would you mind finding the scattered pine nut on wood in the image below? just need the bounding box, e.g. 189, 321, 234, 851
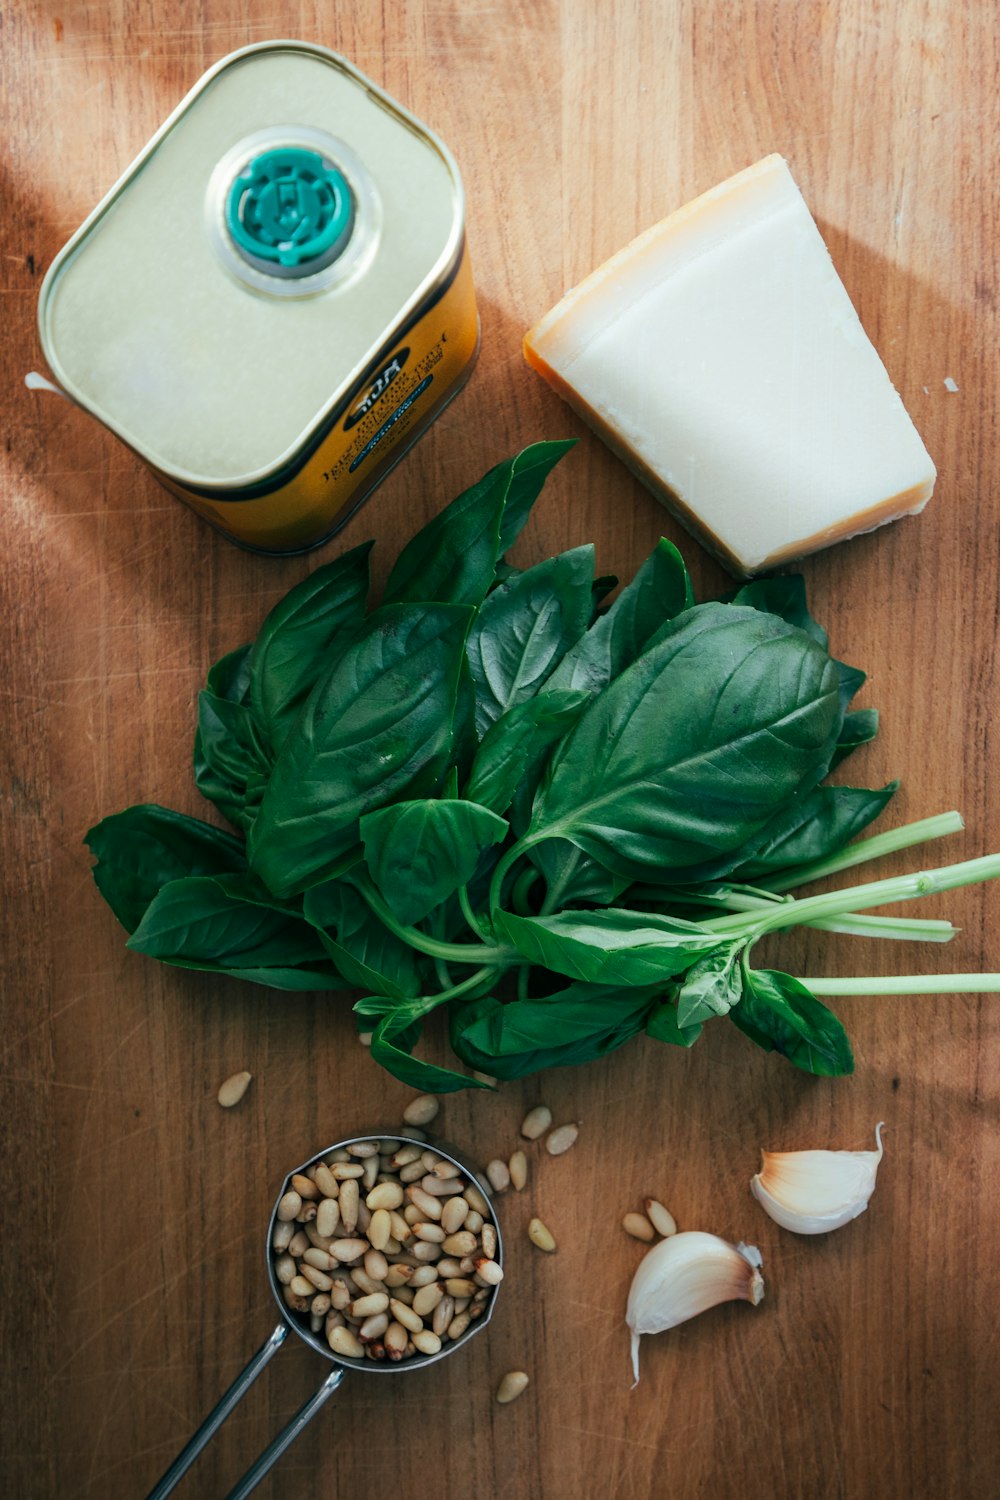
546, 1123, 579, 1156
496, 1371, 530, 1405
217, 1070, 252, 1108
622, 1212, 655, 1242
403, 1094, 440, 1126
644, 1199, 678, 1238
520, 1105, 552, 1140
509, 1150, 528, 1191
527, 1218, 557, 1253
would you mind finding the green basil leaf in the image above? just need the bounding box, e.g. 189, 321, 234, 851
726, 574, 827, 648
549, 538, 694, 695
464, 691, 588, 817
206, 643, 254, 703
127, 873, 337, 977
194, 689, 272, 832
449, 982, 656, 1079
646, 1001, 703, 1047
731, 968, 854, 1076
85, 804, 247, 933
250, 541, 373, 747
496, 439, 578, 555
528, 603, 842, 880
829, 708, 879, 770
526, 838, 629, 908
675, 946, 743, 1027
303, 880, 422, 998
384, 441, 575, 609
728, 782, 898, 881
360, 798, 509, 927
494, 908, 723, 985
250, 602, 473, 897
465, 546, 594, 736
370, 1009, 490, 1092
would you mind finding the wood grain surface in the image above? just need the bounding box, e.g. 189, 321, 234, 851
2, 2, 998, 1497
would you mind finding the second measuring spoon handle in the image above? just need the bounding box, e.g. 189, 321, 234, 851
224, 1366, 346, 1500
145, 1322, 290, 1500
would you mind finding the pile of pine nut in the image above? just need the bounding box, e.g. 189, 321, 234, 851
271, 1135, 502, 1364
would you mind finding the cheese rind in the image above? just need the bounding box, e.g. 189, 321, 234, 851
524, 155, 935, 576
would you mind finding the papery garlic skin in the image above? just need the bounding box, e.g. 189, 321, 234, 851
626, 1231, 764, 1385
751, 1122, 885, 1235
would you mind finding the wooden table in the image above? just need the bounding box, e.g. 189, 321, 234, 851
2, 2, 997, 1496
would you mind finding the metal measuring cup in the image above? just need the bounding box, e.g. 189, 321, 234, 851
146, 1131, 502, 1500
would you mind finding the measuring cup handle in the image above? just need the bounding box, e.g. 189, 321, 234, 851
145, 1322, 290, 1500
224, 1366, 346, 1500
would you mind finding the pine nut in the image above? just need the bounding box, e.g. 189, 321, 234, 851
412, 1282, 445, 1316
420, 1174, 458, 1197
348, 1269, 385, 1296
274, 1253, 296, 1285
390, 1299, 424, 1334
217, 1070, 252, 1108
473, 1070, 497, 1087
385, 1321, 408, 1356
388, 1211, 412, 1242
384, 1264, 414, 1289
528, 1218, 556, 1253
338, 1180, 359, 1234
465, 1210, 484, 1234
302, 1247, 333, 1272
546, 1123, 578, 1156
316, 1199, 339, 1239
364, 1249, 389, 1282
347, 1142, 379, 1158
399, 1161, 426, 1182
330, 1278, 352, 1310
311, 1293, 331, 1316
474, 1258, 504, 1285
407, 1186, 443, 1220
313, 1164, 339, 1198
351, 1293, 389, 1319
328, 1326, 364, 1359
644, 1199, 678, 1238
485, 1160, 510, 1193
391, 1145, 423, 1168
362, 1156, 380, 1191
436, 1257, 463, 1278
409, 1264, 440, 1288
359, 1312, 389, 1342
444, 1277, 477, 1298
284, 1286, 310, 1313
292, 1173, 320, 1199
508, 1150, 528, 1191
304, 1223, 332, 1251
465, 1184, 490, 1216
287, 1230, 309, 1257
330, 1162, 365, 1180
432, 1295, 455, 1337
290, 1275, 314, 1297
277, 1191, 302, 1222
496, 1371, 529, 1404
403, 1094, 440, 1126
330, 1238, 368, 1262
429, 1160, 461, 1180
365, 1208, 390, 1252
414, 1221, 446, 1243
413, 1241, 441, 1263
300, 1264, 333, 1291
441, 1197, 469, 1234
459, 1255, 476, 1274
391, 1284, 415, 1305
622, 1212, 655, 1242
367, 1182, 404, 1212
272, 1220, 294, 1253
482, 1224, 498, 1260
358, 1031, 373, 1047
447, 1311, 470, 1340
295, 1202, 317, 1223
442, 1231, 477, 1256
412, 1330, 442, 1355
521, 1105, 552, 1140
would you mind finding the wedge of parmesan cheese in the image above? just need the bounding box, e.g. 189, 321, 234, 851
524, 154, 935, 576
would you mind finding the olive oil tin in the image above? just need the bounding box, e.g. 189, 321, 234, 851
37, 41, 479, 552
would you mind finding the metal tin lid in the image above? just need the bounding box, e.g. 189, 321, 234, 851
38, 43, 465, 488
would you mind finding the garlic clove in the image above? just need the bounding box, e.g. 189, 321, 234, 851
626, 1231, 764, 1386
751, 1122, 885, 1235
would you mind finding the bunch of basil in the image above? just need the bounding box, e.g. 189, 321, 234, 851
86, 441, 914, 1090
